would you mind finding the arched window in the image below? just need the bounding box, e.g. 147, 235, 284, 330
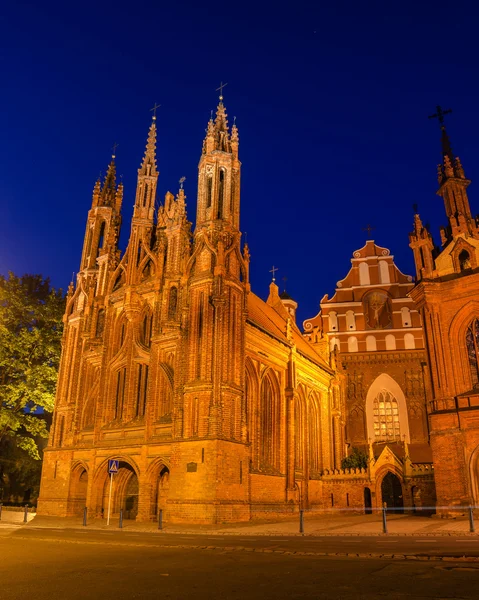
379, 260, 390, 284
206, 176, 213, 208
348, 336, 358, 352
143, 183, 149, 207
366, 335, 377, 351
168, 287, 178, 320
98, 221, 106, 252
385, 334, 396, 350
217, 169, 225, 219
95, 309, 105, 338
141, 313, 152, 348
466, 319, 479, 388
330, 337, 340, 352
373, 389, 401, 442
114, 367, 127, 420
135, 363, 149, 418
294, 397, 304, 471
359, 262, 370, 285
401, 307, 411, 327
346, 310, 356, 331
157, 365, 174, 422
119, 321, 127, 349
404, 333, 415, 349
329, 311, 338, 331
459, 250, 471, 271
259, 374, 280, 470
308, 397, 321, 473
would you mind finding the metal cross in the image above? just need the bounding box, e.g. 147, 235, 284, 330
111, 142, 119, 157
150, 103, 161, 119
179, 176, 186, 189
216, 81, 228, 99
428, 105, 452, 127
362, 224, 375, 237
269, 265, 278, 282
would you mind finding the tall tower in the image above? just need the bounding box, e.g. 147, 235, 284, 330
409, 107, 479, 509
169, 90, 251, 522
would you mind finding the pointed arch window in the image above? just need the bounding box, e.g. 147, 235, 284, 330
459, 250, 472, 271
168, 287, 178, 320
466, 319, 479, 388
97, 221, 106, 256
141, 313, 153, 348
206, 176, 213, 209
135, 363, 149, 417
95, 309, 105, 338
373, 389, 400, 442
114, 367, 127, 420
259, 374, 280, 471
217, 169, 225, 219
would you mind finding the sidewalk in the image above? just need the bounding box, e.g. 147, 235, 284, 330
1, 512, 477, 536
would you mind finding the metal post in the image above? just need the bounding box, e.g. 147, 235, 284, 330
469, 506, 475, 533
83, 507, 87, 527
0, 503, 2, 521
158, 509, 163, 530
382, 505, 388, 534
119, 509, 123, 529
107, 472, 113, 526
299, 509, 304, 534
23, 504, 28, 524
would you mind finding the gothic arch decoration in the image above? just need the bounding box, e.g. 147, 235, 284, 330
81, 377, 99, 430
468, 443, 479, 505
139, 306, 153, 349
244, 357, 259, 442
92, 457, 141, 520
111, 312, 129, 359
451, 239, 477, 273
157, 363, 174, 422
466, 319, 479, 389
365, 373, 410, 443
308, 392, 322, 475
294, 388, 307, 473
257, 368, 281, 472
68, 461, 89, 516
448, 301, 479, 391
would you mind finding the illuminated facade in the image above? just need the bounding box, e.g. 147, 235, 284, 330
38, 97, 343, 523
409, 116, 479, 510
304, 242, 435, 510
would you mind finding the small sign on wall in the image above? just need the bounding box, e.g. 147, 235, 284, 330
186, 462, 197, 472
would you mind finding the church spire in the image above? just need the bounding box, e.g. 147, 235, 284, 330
138, 112, 158, 178
132, 110, 159, 218
429, 106, 479, 242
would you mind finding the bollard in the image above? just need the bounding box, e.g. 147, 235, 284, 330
0, 503, 2, 521
23, 504, 28, 524
119, 509, 123, 529
469, 506, 475, 533
83, 507, 87, 527
158, 509, 163, 530
382, 505, 388, 534
299, 509, 304, 534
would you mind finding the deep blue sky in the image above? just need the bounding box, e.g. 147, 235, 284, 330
1, 1, 478, 326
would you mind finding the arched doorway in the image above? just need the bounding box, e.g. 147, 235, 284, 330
364, 487, 372, 514
68, 465, 88, 516
152, 466, 170, 520
381, 472, 403, 513
100, 461, 139, 520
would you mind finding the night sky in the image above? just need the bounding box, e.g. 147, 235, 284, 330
1, 1, 478, 326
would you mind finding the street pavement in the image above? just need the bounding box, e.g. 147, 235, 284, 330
2, 527, 479, 600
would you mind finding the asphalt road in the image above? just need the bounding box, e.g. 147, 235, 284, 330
2, 529, 479, 599
7, 526, 479, 558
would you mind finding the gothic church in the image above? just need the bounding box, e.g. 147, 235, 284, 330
38, 98, 479, 522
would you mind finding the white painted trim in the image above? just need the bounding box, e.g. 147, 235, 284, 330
365, 373, 410, 443
325, 327, 423, 336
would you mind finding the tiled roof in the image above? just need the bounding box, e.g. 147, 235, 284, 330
247, 292, 331, 370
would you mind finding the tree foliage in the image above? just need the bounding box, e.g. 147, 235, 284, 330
0, 273, 65, 460
341, 447, 369, 470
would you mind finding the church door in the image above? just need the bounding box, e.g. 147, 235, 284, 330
381, 472, 403, 513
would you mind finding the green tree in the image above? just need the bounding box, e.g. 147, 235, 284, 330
0, 273, 65, 460
341, 447, 369, 470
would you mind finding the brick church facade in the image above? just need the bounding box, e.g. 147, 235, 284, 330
38, 97, 344, 523
38, 100, 478, 522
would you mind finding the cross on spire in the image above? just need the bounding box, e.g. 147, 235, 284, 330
362, 224, 375, 238
111, 142, 119, 158
269, 265, 278, 282
216, 81, 228, 100
150, 102, 161, 120
428, 105, 452, 128
179, 176, 186, 189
